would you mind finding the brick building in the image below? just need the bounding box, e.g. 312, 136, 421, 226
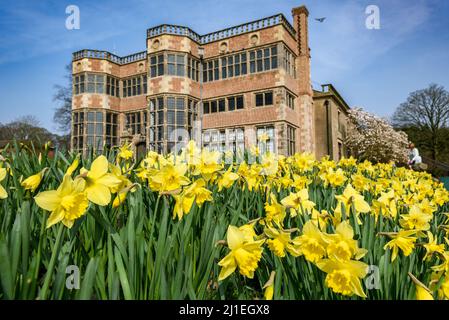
71, 5, 349, 159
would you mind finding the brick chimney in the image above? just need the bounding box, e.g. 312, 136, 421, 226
291, 5, 315, 154
292, 5, 312, 96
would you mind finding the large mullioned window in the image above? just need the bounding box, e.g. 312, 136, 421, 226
122, 74, 147, 97
150, 53, 199, 79
72, 111, 85, 151
74, 73, 121, 97
148, 96, 196, 153
287, 125, 296, 156
221, 52, 247, 79
203, 95, 244, 114
249, 46, 278, 74
257, 125, 275, 154
150, 54, 165, 77
72, 110, 118, 152
203, 128, 245, 154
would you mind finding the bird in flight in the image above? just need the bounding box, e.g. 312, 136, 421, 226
315, 17, 326, 23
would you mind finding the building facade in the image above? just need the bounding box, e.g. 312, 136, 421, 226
313, 84, 350, 161
71, 5, 347, 157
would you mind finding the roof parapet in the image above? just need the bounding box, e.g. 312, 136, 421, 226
146, 13, 296, 43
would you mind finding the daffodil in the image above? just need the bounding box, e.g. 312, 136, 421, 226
109, 163, 133, 194
293, 153, 315, 172
218, 225, 265, 281
291, 174, 311, 190
184, 179, 213, 207
338, 157, 357, 168
217, 167, 239, 191
0, 167, 8, 199
263, 193, 286, 226
264, 226, 301, 257
423, 231, 445, 260
249, 145, 260, 157
335, 184, 370, 224
80, 155, 122, 206
21, 168, 48, 192
317, 258, 368, 298
295, 220, 327, 263
409, 273, 434, 300
34, 175, 88, 228
310, 209, 330, 230
324, 221, 367, 261
173, 193, 196, 220
281, 188, 315, 217
192, 149, 222, 181
260, 153, 278, 176
432, 251, 449, 274
320, 167, 347, 188
383, 230, 418, 262
149, 163, 190, 193
172, 179, 212, 220
263, 271, 276, 300
399, 205, 432, 231
430, 271, 449, 299
117, 143, 134, 161
372, 189, 397, 219
66, 156, 80, 176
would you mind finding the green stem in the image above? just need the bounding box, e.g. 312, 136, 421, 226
39, 223, 64, 300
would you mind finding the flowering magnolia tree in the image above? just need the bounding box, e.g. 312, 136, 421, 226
345, 108, 409, 164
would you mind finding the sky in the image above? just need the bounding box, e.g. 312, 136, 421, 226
0, 0, 448, 134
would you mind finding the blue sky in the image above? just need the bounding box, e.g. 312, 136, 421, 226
0, 0, 448, 133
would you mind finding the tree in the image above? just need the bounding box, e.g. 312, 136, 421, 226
393, 84, 449, 161
0, 115, 56, 145
53, 64, 72, 134
345, 108, 410, 164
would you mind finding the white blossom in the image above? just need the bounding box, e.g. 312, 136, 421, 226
345, 108, 409, 164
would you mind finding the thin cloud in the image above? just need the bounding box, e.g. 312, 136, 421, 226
311, 0, 432, 81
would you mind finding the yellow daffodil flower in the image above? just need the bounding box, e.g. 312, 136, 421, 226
320, 167, 347, 188
34, 175, 88, 228
149, 163, 190, 193
173, 193, 196, 220
409, 273, 434, 300
66, 156, 80, 176
399, 205, 432, 231
423, 231, 445, 261
383, 230, 418, 262
0, 168, 8, 199
264, 226, 301, 257
335, 184, 370, 224
21, 168, 48, 192
258, 133, 269, 143
80, 155, 122, 206
295, 221, 327, 263
263, 271, 276, 300
317, 258, 369, 298
263, 193, 286, 226
117, 143, 134, 161
281, 188, 315, 217
218, 225, 265, 281
324, 221, 368, 261
217, 167, 239, 191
